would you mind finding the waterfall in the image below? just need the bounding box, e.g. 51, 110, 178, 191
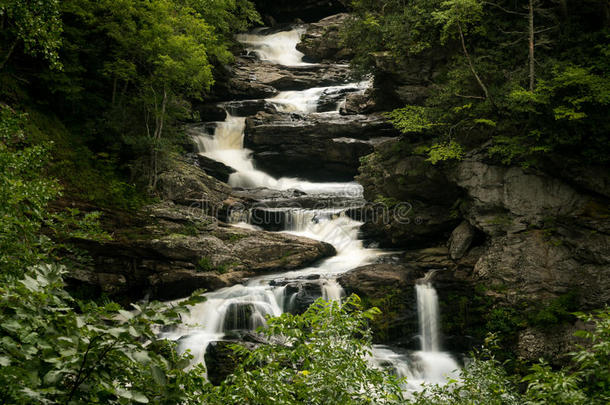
190, 114, 364, 194
416, 282, 440, 352
236, 28, 311, 66
168, 25, 462, 392
269, 81, 370, 114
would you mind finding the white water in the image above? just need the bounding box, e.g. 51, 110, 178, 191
269, 81, 370, 113
161, 208, 380, 368
416, 283, 440, 352
369, 283, 460, 392
236, 28, 312, 66
191, 111, 362, 195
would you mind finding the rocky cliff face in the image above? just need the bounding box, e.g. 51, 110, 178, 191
356, 138, 610, 362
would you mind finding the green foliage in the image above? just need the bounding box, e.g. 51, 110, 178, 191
426, 140, 464, 164
0, 263, 209, 404
431, 0, 484, 44
197, 257, 214, 272
205, 295, 406, 404
1, 0, 260, 198
0, 0, 63, 69
345, 0, 610, 167
0, 107, 59, 274
385, 106, 439, 133
522, 309, 610, 405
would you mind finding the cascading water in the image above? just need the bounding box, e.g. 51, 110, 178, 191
236, 27, 311, 66
269, 81, 370, 114
190, 113, 364, 194
169, 25, 461, 392
416, 282, 440, 352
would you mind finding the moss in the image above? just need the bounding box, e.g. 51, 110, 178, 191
228, 233, 248, 243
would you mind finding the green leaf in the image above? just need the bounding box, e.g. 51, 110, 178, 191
151, 365, 167, 386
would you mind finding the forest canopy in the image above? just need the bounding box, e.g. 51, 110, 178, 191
342, 0, 609, 167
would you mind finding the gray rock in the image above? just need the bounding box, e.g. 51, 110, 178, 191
296, 13, 353, 62
516, 323, 589, 364
245, 111, 397, 180
473, 230, 610, 309
356, 139, 461, 247
449, 158, 585, 232
448, 221, 476, 260
68, 200, 336, 301
195, 154, 236, 184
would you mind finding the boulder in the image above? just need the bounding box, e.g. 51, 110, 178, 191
340, 90, 378, 115
156, 154, 233, 219
338, 263, 422, 347
296, 14, 354, 62
195, 154, 236, 184
448, 221, 476, 260
205, 340, 260, 385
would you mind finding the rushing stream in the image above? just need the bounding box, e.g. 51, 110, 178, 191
165, 26, 459, 392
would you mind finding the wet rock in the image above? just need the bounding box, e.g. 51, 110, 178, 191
356, 139, 461, 247
296, 14, 353, 62
195, 155, 236, 184
340, 90, 378, 115
191, 103, 227, 122
245, 112, 397, 181
339, 263, 422, 348
339, 263, 424, 296
223, 57, 352, 97
223, 99, 278, 117
281, 280, 324, 314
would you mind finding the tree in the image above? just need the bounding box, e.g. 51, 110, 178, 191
0, 0, 62, 69
0, 106, 210, 404
433, 0, 493, 104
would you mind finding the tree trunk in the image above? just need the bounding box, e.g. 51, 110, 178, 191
150, 87, 167, 190
457, 22, 493, 105
528, 0, 535, 91
0, 40, 18, 70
